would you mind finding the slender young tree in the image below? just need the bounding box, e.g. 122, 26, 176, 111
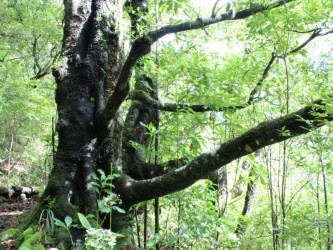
32, 0, 333, 246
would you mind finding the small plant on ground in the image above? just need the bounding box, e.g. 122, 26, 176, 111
38, 198, 55, 243
54, 215, 77, 247
78, 212, 118, 250
52, 169, 125, 249
89, 169, 125, 227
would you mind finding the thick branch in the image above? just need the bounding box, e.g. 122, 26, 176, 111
130, 157, 189, 179
123, 100, 332, 205
99, 0, 295, 127
148, 0, 294, 42
61, 0, 93, 59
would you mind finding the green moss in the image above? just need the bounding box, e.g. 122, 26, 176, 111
31, 245, 45, 250
0, 228, 21, 241
17, 226, 38, 243
51, 228, 72, 249
19, 231, 43, 249
1, 215, 74, 249
22, 227, 36, 237
18, 245, 45, 250
15, 227, 72, 250
18, 226, 57, 249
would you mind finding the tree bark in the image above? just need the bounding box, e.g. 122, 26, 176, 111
43, 0, 125, 219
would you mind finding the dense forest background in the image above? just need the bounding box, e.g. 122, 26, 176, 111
1, 0, 333, 249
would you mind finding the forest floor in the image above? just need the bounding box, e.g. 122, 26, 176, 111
0, 197, 38, 249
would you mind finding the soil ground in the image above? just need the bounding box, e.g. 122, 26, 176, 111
0, 197, 38, 249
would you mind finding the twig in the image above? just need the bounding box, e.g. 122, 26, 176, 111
211, 0, 220, 18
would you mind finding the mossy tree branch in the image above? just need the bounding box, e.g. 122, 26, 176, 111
119, 100, 333, 206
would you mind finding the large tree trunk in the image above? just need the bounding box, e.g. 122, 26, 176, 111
43, 0, 125, 221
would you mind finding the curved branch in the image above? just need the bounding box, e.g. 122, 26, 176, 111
148, 0, 294, 42
286, 28, 322, 55
122, 100, 332, 205
276, 28, 333, 56
211, 0, 221, 18
126, 157, 189, 179
98, 0, 295, 128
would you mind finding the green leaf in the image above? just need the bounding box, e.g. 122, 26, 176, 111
114, 233, 126, 238
248, 153, 255, 163
77, 212, 92, 229
100, 206, 112, 213
97, 169, 106, 181
54, 218, 66, 228
65, 216, 72, 227
113, 206, 126, 214
259, 176, 267, 188
226, 3, 232, 11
